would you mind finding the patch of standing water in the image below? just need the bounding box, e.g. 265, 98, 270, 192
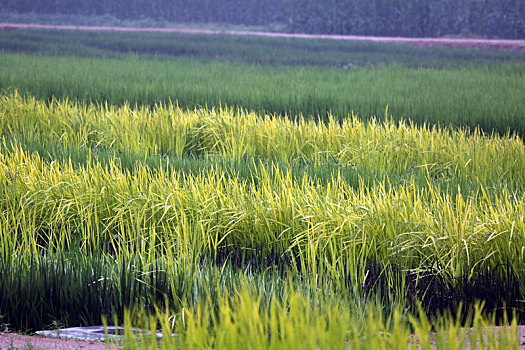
36, 326, 173, 343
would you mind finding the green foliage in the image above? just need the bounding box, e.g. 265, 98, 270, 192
286, 0, 525, 39
2, 93, 524, 186
1, 96, 524, 331
1, 25, 525, 343
1, 50, 525, 137
0, 0, 285, 26
3, 29, 525, 68
2, 0, 525, 38
124, 292, 520, 350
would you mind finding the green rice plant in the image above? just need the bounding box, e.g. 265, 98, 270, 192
1, 93, 524, 333
2, 50, 525, 137
116, 286, 521, 350
1, 142, 524, 277
2, 93, 524, 188
1, 144, 523, 313
3, 29, 525, 70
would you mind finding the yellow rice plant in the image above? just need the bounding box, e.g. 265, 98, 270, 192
1, 146, 523, 285
1, 92, 523, 186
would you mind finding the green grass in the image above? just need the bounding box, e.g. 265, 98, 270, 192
3, 29, 525, 68
1, 52, 525, 137
1, 29, 525, 136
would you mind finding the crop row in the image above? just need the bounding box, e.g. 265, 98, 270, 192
2, 94, 525, 332
2, 140, 524, 274
2, 93, 524, 186
1, 144, 524, 329
3, 51, 524, 138
3, 29, 524, 69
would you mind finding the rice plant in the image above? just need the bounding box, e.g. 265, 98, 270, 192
1, 92, 524, 187
1, 93, 524, 341
2, 49, 525, 137
1, 142, 524, 329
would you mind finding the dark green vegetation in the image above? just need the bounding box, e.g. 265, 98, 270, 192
2, 0, 525, 38
1, 30, 525, 137
285, 0, 525, 39
4, 29, 525, 68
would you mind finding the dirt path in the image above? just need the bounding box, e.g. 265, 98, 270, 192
0, 333, 115, 350
2, 22, 525, 52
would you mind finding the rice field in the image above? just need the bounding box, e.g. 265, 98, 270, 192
1, 28, 525, 348
2, 30, 525, 137
1, 90, 524, 347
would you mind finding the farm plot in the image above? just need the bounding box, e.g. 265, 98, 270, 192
1, 27, 525, 347
1, 93, 524, 348
1, 29, 525, 137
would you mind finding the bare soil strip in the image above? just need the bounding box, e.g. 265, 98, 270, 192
2, 22, 525, 51
0, 333, 115, 350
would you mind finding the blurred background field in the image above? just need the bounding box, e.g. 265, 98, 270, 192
2, 0, 525, 38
